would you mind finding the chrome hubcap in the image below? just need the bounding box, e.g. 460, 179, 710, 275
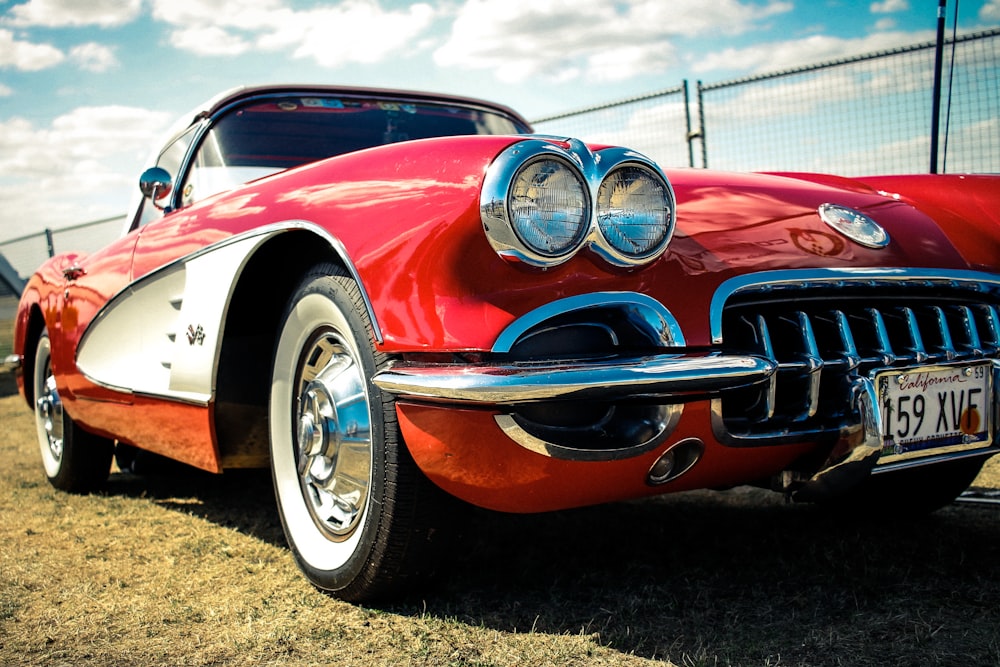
295, 332, 372, 539
37, 375, 64, 463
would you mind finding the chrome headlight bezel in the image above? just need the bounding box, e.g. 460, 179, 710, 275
592, 157, 675, 267
481, 138, 675, 269
481, 144, 591, 266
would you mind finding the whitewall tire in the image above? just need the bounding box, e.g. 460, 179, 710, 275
33, 330, 113, 492
269, 264, 446, 601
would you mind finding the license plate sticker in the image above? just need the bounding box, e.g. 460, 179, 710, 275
877, 362, 993, 460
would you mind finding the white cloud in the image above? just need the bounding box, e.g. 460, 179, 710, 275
288, 3, 435, 67
870, 0, 908, 14
69, 42, 118, 72
0, 83, 11, 96
6, 0, 142, 27
433, 0, 793, 83
691, 29, 935, 75
981, 0, 1000, 21
0, 106, 172, 230
151, 0, 437, 67
168, 25, 253, 56
0, 28, 64, 71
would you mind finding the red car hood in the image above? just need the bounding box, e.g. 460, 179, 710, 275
662, 169, 974, 279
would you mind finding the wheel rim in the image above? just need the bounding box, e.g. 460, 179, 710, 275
294, 330, 372, 540
34, 339, 65, 475
37, 375, 65, 462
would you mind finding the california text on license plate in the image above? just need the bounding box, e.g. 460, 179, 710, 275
876, 362, 993, 462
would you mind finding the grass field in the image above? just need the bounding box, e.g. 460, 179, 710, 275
1, 366, 999, 666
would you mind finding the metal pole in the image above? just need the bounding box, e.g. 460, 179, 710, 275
696, 80, 708, 169
929, 0, 947, 173
44, 228, 55, 258
683, 80, 695, 168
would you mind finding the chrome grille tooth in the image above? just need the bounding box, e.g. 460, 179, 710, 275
832, 309, 861, 372
863, 307, 896, 368
894, 306, 928, 364
950, 305, 982, 356
929, 305, 957, 360
796, 312, 823, 420
754, 314, 777, 420
977, 304, 1000, 353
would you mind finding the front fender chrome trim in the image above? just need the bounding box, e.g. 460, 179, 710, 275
373, 353, 776, 405
76, 220, 381, 404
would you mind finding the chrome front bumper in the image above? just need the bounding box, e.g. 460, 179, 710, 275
372, 352, 778, 405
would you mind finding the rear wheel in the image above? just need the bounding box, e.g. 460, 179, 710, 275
33, 330, 113, 492
269, 264, 446, 601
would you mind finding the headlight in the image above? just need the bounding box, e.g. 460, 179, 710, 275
509, 158, 589, 258
481, 138, 674, 269
595, 165, 673, 265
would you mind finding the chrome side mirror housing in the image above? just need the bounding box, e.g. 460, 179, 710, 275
138, 167, 173, 210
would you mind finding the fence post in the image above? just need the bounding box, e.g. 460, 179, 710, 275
696, 81, 708, 169
929, 0, 947, 173
683, 81, 695, 168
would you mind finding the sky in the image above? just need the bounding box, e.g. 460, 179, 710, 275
1, 0, 999, 241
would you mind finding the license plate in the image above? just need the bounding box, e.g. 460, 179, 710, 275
876, 362, 993, 462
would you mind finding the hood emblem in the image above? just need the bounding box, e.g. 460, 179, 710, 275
817, 203, 890, 249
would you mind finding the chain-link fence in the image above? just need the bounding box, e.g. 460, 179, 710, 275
0, 216, 125, 296
2, 30, 997, 294
535, 28, 999, 174
533, 83, 694, 169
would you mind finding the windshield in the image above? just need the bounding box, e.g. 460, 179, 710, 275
179, 95, 530, 207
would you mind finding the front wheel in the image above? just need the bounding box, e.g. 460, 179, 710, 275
269, 264, 447, 601
33, 330, 113, 492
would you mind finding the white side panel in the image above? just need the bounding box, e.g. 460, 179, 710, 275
77, 234, 269, 403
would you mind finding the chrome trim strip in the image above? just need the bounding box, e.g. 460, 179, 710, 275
372, 353, 776, 405
491, 291, 685, 352
710, 268, 1000, 344
872, 446, 999, 474
494, 404, 682, 461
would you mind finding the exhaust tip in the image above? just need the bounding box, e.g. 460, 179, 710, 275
647, 437, 704, 485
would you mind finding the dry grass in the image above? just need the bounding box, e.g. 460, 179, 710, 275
1, 366, 999, 666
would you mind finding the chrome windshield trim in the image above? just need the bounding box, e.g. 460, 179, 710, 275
492, 291, 685, 352
710, 268, 1000, 345
372, 353, 776, 405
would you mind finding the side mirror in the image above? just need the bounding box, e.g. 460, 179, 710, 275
138, 167, 174, 210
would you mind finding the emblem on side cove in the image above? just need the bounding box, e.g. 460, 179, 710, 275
817, 203, 890, 249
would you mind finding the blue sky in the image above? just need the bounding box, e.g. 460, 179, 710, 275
1, 0, 998, 238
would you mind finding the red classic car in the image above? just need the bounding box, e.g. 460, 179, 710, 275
9, 85, 1000, 601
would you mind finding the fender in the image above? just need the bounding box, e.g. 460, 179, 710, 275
77, 221, 375, 402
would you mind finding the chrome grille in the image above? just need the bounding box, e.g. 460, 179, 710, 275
717, 281, 1000, 442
